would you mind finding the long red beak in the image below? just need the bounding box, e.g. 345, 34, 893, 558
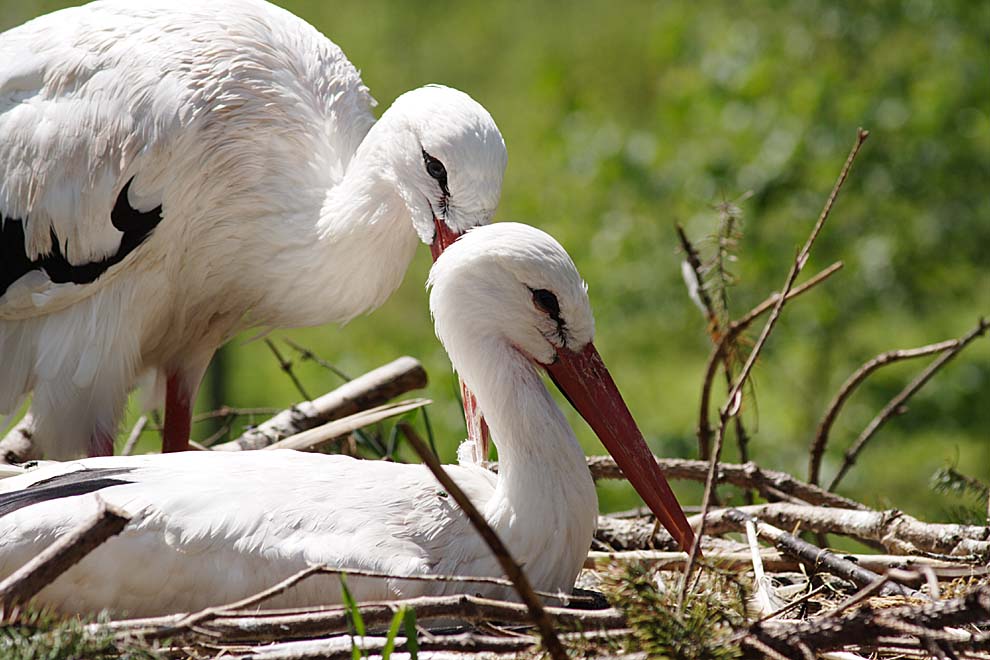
546, 342, 697, 554
430, 216, 461, 261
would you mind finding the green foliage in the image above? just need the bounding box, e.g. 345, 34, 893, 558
0, 609, 161, 660
604, 562, 745, 659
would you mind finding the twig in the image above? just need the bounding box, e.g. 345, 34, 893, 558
809, 334, 973, 485
264, 398, 430, 452
282, 338, 352, 383
585, 549, 977, 580
214, 357, 427, 451
398, 422, 569, 660
587, 456, 865, 509
722, 509, 914, 597
676, 223, 719, 330
120, 415, 147, 456
696, 261, 843, 461
682, 129, 869, 607
828, 317, 990, 491
695, 503, 990, 557
0, 499, 130, 612
264, 337, 312, 400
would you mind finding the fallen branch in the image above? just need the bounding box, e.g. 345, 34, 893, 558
116, 594, 623, 644
696, 503, 990, 557
214, 356, 427, 451
585, 550, 975, 581
827, 316, 990, 491
742, 583, 990, 658
0, 499, 129, 612
398, 423, 569, 660
588, 456, 865, 509
264, 398, 430, 452
722, 509, 914, 597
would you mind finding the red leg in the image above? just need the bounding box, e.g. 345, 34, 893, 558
163, 372, 193, 453
87, 429, 115, 457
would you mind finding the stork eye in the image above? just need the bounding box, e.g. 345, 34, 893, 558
531, 288, 560, 319
426, 157, 446, 180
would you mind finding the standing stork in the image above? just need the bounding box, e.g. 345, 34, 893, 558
0, 0, 507, 459
0, 223, 695, 616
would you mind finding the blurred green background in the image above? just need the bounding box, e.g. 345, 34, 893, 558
3, 1, 988, 522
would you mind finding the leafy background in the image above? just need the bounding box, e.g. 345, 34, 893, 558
3, 1, 988, 522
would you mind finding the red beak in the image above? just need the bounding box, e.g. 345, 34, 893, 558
430, 216, 461, 261
545, 342, 697, 554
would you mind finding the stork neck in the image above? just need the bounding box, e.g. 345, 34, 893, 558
455, 336, 598, 534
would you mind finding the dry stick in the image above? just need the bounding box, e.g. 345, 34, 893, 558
696, 261, 844, 460
695, 503, 990, 557
0, 499, 129, 612
828, 316, 990, 492
397, 422, 568, 660
214, 356, 427, 451
809, 334, 975, 486
722, 509, 914, 597
282, 337, 352, 382
681, 129, 870, 610
120, 414, 148, 456
677, 224, 754, 478
137, 595, 624, 644
588, 456, 865, 509
264, 337, 312, 401
264, 398, 431, 452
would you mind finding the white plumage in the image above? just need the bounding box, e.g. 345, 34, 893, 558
0, 223, 695, 617
0, 0, 507, 458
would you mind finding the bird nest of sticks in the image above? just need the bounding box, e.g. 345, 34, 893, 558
2, 129, 989, 659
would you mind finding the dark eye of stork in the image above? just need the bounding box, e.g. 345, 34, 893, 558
531, 288, 561, 320
422, 150, 450, 196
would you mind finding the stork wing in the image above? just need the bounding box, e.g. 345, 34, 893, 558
0, 0, 376, 321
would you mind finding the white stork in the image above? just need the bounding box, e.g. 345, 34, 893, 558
0, 0, 507, 459
0, 223, 696, 617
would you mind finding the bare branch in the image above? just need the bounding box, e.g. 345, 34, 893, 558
809, 333, 976, 486
264, 398, 430, 452
214, 356, 427, 451
0, 499, 129, 612
264, 337, 312, 401
827, 317, 989, 491
120, 415, 147, 456
398, 422, 568, 660
588, 456, 865, 509
683, 129, 870, 606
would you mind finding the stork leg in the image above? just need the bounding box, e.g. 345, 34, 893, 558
87, 429, 115, 457
163, 372, 194, 453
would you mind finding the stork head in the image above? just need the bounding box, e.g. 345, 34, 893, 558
373, 85, 507, 260
428, 223, 698, 554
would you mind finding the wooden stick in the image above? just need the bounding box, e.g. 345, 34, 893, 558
722, 509, 914, 597
120, 415, 147, 456
214, 356, 427, 451
587, 456, 865, 510
827, 317, 989, 491
0, 499, 129, 612
264, 398, 430, 452
398, 422, 569, 660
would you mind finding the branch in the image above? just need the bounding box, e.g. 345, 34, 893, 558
264, 337, 312, 401
398, 423, 569, 660
0, 499, 129, 612
683, 129, 869, 605
588, 456, 865, 509
214, 356, 427, 451
827, 317, 989, 491
696, 261, 843, 462
696, 503, 990, 557
721, 509, 914, 597
264, 398, 430, 452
